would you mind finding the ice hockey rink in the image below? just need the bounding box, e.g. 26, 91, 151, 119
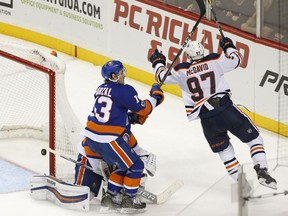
0, 34, 287, 216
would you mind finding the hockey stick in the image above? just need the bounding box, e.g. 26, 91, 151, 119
138, 179, 184, 204
207, 0, 225, 38
48, 148, 102, 175
47, 148, 184, 204
159, 0, 206, 87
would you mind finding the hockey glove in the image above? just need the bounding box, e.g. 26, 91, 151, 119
150, 83, 164, 106
128, 112, 148, 125
219, 37, 236, 54
149, 49, 166, 68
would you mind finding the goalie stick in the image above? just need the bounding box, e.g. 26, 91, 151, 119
47, 148, 184, 204
159, 0, 206, 87
138, 179, 184, 204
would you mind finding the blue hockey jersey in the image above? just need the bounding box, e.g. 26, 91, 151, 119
81, 81, 155, 143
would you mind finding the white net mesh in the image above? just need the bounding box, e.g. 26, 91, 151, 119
277, 49, 288, 166
0, 42, 83, 180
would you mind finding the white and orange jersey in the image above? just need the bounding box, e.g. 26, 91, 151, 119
154, 47, 243, 121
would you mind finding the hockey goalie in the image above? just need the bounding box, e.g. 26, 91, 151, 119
31, 133, 157, 213
31, 111, 158, 213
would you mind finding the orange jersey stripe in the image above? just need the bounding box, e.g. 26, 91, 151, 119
186, 97, 207, 115
76, 156, 87, 185
84, 146, 101, 158
128, 133, 137, 148
110, 140, 133, 168
194, 97, 207, 107
86, 121, 125, 135
137, 100, 153, 116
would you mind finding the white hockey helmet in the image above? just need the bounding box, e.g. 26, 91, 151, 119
185, 40, 204, 61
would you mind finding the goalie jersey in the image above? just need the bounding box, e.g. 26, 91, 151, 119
80, 81, 154, 143
154, 47, 242, 120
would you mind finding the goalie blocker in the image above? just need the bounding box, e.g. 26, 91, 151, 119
30, 175, 90, 211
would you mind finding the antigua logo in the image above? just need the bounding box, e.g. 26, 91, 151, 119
0, 0, 13, 8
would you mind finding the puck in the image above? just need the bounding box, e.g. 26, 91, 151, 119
41, 149, 47, 155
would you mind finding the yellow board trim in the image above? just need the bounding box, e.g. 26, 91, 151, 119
241, 109, 287, 137
68, 46, 183, 97
0, 22, 287, 137
0, 22, 75, 56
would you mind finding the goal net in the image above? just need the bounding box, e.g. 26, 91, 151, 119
237, 44, 288, 216
0, 42, 83, 180
277, 49, 288, 166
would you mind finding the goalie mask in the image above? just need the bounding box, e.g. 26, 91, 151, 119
185, 40, 204, 61
101, 60, 127, 82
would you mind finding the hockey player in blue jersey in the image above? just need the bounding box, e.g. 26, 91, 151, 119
75, 60, 164, 213
149, 37, 277, 190
74, 112, 156, 207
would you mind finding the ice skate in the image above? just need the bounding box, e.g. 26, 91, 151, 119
120, 194, 146, 214
100, 192, 122, 213
254, 164, 277, 190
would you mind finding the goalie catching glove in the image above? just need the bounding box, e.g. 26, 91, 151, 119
140, 153, 156, 177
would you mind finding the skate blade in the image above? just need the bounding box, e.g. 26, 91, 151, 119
99, 206, 120, 214
120, 208, 145, 214
259, 179, 277, 190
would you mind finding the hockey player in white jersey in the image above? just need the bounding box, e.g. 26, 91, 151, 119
149, 37, 277, 189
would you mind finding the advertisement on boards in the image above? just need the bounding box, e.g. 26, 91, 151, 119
0, 0, 286, 132
1, 0, 108, 53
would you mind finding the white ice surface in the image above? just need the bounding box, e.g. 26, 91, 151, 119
0, 34, 287, 216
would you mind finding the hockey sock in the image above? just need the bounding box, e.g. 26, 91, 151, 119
107, 170, 125, 196
124, 158, 144, 197
218, 143, 240, 181
223, 157, 240, 181
246, 135, 268, 168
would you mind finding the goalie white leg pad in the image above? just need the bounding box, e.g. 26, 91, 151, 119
30, 175, 90, 211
